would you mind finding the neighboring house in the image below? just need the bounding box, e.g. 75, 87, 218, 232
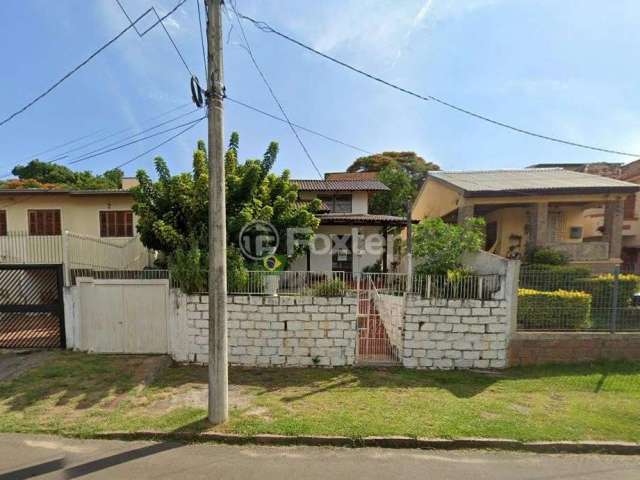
530, 160, 640, 272
289, 179, 406, 273
411, 168, 640, 272
0, 178, 150, 269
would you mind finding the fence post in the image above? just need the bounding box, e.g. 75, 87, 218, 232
611, 265, 620, 333
62, 230, 70, 287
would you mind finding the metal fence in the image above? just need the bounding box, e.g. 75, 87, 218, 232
409, 273, 504, 300
518, 267, 640, 331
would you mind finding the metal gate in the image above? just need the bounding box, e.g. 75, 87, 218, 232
0, 265, 65, 348
356, 274, 401, 365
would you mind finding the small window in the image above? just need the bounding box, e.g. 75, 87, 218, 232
333, 195, 352, 213
0, 210, 6, 236
569, 226, 583, 239
100, 210, 134, 237
316, 194, 352, 213
28, 210, 61, 236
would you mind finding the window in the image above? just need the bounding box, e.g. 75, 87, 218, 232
28, 210, 61, 236
569, 226, 583, 239
100, 210, 134, 237
317, 194, 352, 213
0, 210, 6, 236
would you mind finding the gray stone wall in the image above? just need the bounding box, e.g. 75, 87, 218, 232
402, 297, 509, 369
184, 295, 357, 367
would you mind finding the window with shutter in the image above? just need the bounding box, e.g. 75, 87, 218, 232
99, 211, 134, 237
28, 210, 61, 235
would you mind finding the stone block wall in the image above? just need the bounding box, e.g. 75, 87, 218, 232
402, 297, 510, 369
183, 295, 357, 367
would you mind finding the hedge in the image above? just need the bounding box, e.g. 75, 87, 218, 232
576, 274, 640, 310
518, 288, 592, 330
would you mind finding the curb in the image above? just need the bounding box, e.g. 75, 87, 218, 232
92, 432, 640, 455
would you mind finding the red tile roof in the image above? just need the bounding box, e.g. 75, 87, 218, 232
292, 179, 389, 192
324, 171, 379, 181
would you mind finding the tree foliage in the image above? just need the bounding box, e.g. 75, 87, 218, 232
413, 217, 485, 275
346, 151, 439, 190
4, 160, 123, 190
132, 133, 320, 265
369, 163, 415, 216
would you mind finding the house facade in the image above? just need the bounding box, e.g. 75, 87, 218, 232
288, 179, 406, 273
530, 160, 640, 272
0, 180, 151, 270
412, 168, 640, 272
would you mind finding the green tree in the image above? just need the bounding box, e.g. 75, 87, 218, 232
413, 217, 485, 275
8, 160, 123, 190
132, 133, 320, 267
369, 163, 415, 216
347, 151, 439, 190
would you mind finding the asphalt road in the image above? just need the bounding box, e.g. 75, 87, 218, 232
0, 434, 639, 480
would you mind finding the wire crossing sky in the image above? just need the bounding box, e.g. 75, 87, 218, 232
0, 0, 639, 179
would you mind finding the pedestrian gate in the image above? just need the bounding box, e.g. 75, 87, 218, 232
0, 265, 65, 348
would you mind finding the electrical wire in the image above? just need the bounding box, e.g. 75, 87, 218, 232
36, 103, 193, 164
0, 0, 187, 129
113, 115, 206, 169
115, 0, 193, 76
66, 116, 206, 166
237, 11, 640, 159
57, 108, 201, 165
228, 0, 324, 178
195, 0, 209, 79
226, 97, 372, 154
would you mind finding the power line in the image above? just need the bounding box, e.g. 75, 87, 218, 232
113, 116, 205, 169
55, 108, 201, 166
226, 97, 372, 154
228, 1, 323, 178
66, 116, 205, 166
0, 0, 187, 129
195, 0, 208, 78
35, 103, 193, 164
115, 0, 193, 76
237, 12, 640, 159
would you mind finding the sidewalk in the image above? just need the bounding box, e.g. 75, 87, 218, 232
1, 433, 639, 480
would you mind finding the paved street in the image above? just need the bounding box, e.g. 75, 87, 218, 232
0, 434, 639, 479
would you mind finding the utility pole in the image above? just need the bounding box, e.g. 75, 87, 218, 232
206, 0, 228, 424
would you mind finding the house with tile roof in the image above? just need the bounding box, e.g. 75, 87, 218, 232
530, 160, 640, 272
289, 178, 407, 273
411, 168, 640, 272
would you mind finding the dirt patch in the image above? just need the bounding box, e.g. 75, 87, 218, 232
0, 350, 55, 383
107, 356, 172, 409
147, 383, 255, 413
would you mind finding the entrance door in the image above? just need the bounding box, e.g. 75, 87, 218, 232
332, 235, 353, 273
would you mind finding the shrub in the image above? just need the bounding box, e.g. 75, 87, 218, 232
227, 246, 249, 293
413, 217, 485, 275
169, 245, 207, 294
311, 279, 347, 297
576, 274, 640, 310
529, 247, 569, 266
517, 288, 592, 330
520, 264, 591, 291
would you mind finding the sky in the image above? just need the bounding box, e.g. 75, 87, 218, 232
0, 0, 639, 181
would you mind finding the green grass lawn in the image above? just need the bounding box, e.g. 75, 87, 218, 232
1, 351, 639, 442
